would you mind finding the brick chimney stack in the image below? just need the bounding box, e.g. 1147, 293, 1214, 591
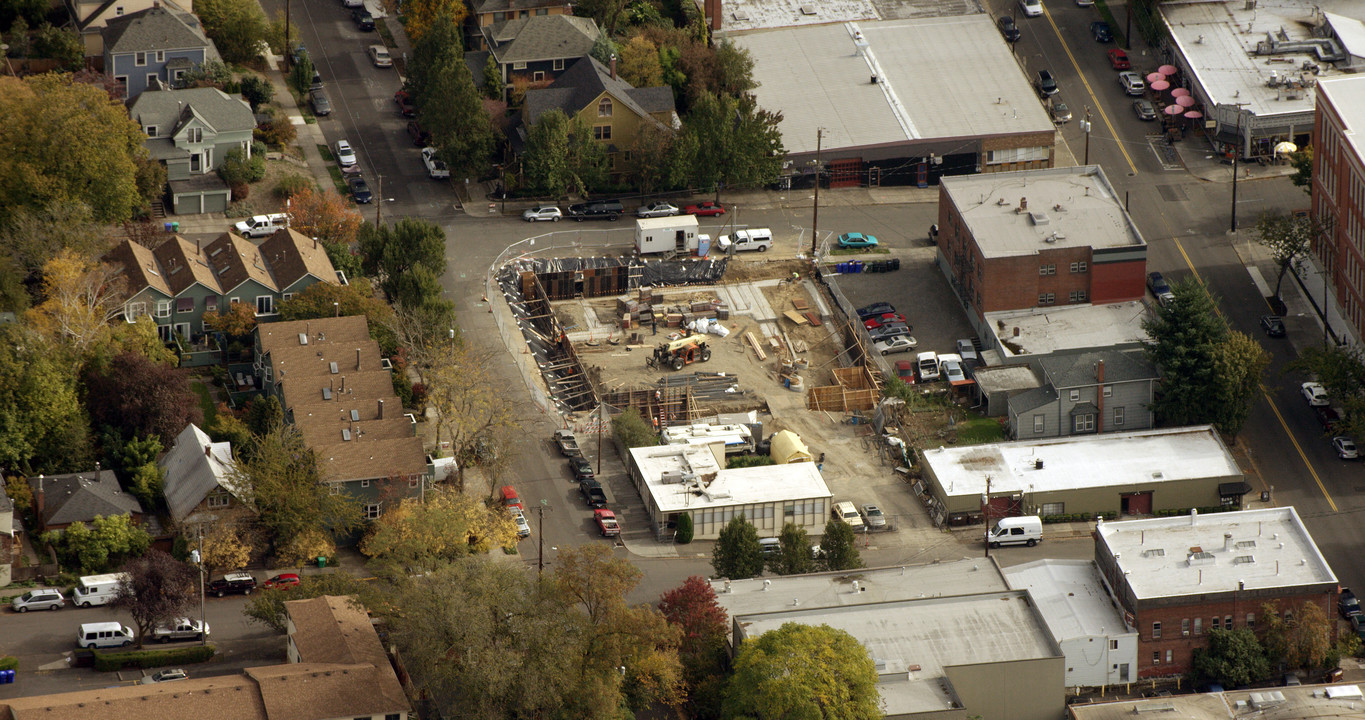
609, 54, 616, 80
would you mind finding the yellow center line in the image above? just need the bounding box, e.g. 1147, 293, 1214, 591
1041, 6, 1139, 176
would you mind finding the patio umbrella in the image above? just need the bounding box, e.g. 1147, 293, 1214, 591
1184, 110, 1203, 119
1151, 80, 1171, 91
1165, 105, 1183, 116
1159, 64, 1178, 76
1275, 141, 1298, 154
1146, 72, 1166, 83
1176, 95, 1196, 107
1171, 88, 1190, 97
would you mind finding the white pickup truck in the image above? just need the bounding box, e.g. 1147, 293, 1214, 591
421, 147, 450, 179
233, 213, 289, 238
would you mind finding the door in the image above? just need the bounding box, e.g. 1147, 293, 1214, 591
1121, 491, 1152, 515
828, 158, 862, 188
916, 162, 928, 188
675, 230, 686, 251
1119, 663, 1130, 682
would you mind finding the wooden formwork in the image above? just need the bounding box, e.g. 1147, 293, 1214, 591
806, 365, 880, 412
601, 386, 697, 429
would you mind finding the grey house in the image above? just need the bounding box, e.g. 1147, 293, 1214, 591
102, 5, 219, 100
127, 86, 255, 214
473, 15, 600, 100
27, 470, 145, 534
1009, 350, 1159, 440
160, 423, 243, 528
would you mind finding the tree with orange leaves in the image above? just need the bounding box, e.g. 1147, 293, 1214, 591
284, 184, 364, 280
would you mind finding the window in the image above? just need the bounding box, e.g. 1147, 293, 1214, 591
229, 297, 240, 305
1181, 619, 1190, 636
329, 484, 340, 496
1211, 616, 1220, 631
282, 293, 293, 301
1225, 615, 1232, 628
1165, 650, 1172, 663
1068, 389, 1080, 402
553, 58, 564, 70
409, 478, 420, 488
256, 296, 274, 315
386, 715, 402, 720
1246, 613, 1255, 628
624, 150, 632, 162
128, 301, 147, 318
361, 478, 371, 488
594, 125, 611, 140
188, 127, 203, 143
114, 75, 128, 88
364, 503, 382, 519
535, 7, 547, 14
532, 70, 544, 81
146, 73, 158, 87
135, 51, 146, 66
1040, 502, 1064, 515
1038, 264, 1055, 276
190, 154, 202, 173
1074, 414, 1095, 432
156, 300, 172, 318
1070, 261, 1088, 273
156, 50, 164, 63
1069, 290, 1088, 303
1033, 415, 1044, 433
1114, 406, 1125, 425
1038, 293, 1055, 305
512, 61, 527, 70
1151, 622, 1161, 639
176, 297, 194, 313
598, 98, 613, 117
986, 146, 1048, 165
115, 5, 124, 13
1152, 651, 1159, 665
146, 125, 158, 137
1102, 386, 1113, 398
207, 493, 230, 508
1109, 640, 1118, 650
1194, 617, 1202, 635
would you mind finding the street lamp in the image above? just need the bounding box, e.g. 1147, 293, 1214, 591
190, 532, 206, 647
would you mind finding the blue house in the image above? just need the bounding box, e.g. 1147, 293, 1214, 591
102, 5, 219, 100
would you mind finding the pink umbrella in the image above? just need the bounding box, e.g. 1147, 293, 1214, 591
1165, 105, 1183, 116
1151, 80, 1171, 91
1171, 88, 1190, 97
1176, 95, 1196, 107
1159, 64, 1178, 76
1146, 72, 1166, 83
1184, 110, 1203, 119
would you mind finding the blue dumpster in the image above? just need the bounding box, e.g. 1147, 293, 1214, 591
164, 222, 175, 232
1, 669, 14, 684
852, 261, 864, 274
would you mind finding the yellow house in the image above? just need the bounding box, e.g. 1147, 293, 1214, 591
521, 55, 678, 182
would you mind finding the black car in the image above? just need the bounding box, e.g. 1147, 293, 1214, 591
997, 15, 1020, 42
567, 200, 624, 221
1341, 588, 1361, 618
309, 89, 332, 116
1090, 21, 1112, 42
1147, 271, 1171, 296
1036, 69, 1058, 96
579, 479, 607, 508
1260, 315, 1286, 337
855, 302, 895, 320
348, 176, 373, 204
351, 8, 374, 30
207, 572, 257, 597
569, 456, 595, 481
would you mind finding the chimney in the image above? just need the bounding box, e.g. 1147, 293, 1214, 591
378, 398, 385, 419
609, 53, 617, 80
356, 348, 361, 370
1223, 533, 1233, 553
36, 474, 45, 527
205, 444, 212, 457
1096, 359, 1105, 383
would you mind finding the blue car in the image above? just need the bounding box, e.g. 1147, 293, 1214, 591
1090, 21, 1112, 42
837, 232, 879, 249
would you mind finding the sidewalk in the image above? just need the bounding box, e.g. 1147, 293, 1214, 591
261, 50, 338, 197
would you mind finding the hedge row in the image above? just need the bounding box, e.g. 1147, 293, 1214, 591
0, 656, 17, 671
1041, 512, 1117, 524
1155, 505, 1239, 517
93, 644, 215, 672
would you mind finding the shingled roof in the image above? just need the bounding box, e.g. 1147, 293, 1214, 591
127, 87, 255, 140
523, 55, 675, 128
28, 470, 143, 529
106, 239, 172, 298
260, 229, 338, 289
485, 14, 599, 65
160, 423, 238, 524
101, 5, 216, 56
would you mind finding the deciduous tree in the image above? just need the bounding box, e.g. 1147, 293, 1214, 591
203, 301, 258, 337
0, 200, 108, 280
357, 217, 447, 305
712, 514, 764, 579
426, 340, 518, 466
522, 108, 608, 197
618, 35, 663, 87
231, 424, 361, 552
29, 24, 83, 70
0, 74, 149, 224
44, 514, 151, 573
1209, 330, 1269, 437
1287, 344, 1365, 439
84, 352, 202, 446
1191, 627, 1269, 688
1290, 147, 1312, 193
195, 0, 269, 64
723, 622, 880, 720
243, 572, 376, 633
284, 184, 363, 246
198, 520, 253, 579
112, 549, 198, 648
0, 326, 93, 474
23, 249, 127, 371
360, 487, 517, 570
769, 522, 815, 575
659, 575, 729, 717
402, 0, 467, 43
1256, 213, 1312, 301
818, 517, 865, 572
238, 74, 274, 111
628, 122, 686, 196
279, 279, 397, 354
682, 91, 784, 195
1259, 600, 1338, 671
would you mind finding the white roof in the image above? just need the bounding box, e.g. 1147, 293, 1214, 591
923, 425, 1241, 498
733, 591, 1059, 715
941, 166, 1144, 258
1073, 684, 1365, 720
630, 445, 831, 513
1096, 507, 1337, 600
1003, 559, 1133, 640
730, 16, 1052, 155
1326, 12, 1365, 59
1318, 76, 1365, 160
1161, 1, 1335, 119
985, 302, 1150, 358
636, 215, 697, 231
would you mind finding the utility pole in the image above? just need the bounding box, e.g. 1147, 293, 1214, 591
810, 128, 822, 257
982, 475, 992, 559
536, 501, 547, 578
284, 0, 292, 71
375, 174, 384, 227
1082, 107, 1093, 165
596, 404, 604, 477
192, 530, 206, 647
1228, 103, 1249, 234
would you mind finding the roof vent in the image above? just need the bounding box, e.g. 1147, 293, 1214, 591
341, 429, 352, 441
1028, 211, 1051, 225
322, 387, 332, 400
329, 362, 338, 374
298, 333, 308, 345
1188, 551, 1216, 566
350, 409, 360, 422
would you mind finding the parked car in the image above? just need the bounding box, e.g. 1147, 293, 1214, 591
522, 205, 563, 222
1075, 0, 1093, 6
939, 354, 968, 384
1316, 404, 1343, 432
579, 479, 607, 508
1147, 271, 1171, 296
334, 139, 357, 167
141, 669, 188, 685
594, 508, 620, 537
394, 90, 416, 117
831, 501, 865, 530
368, 44, 392, 67
1090, 21, 1112, 42
1050, 98, 1072, 124
1118, 71, 1145, 95
1107, 48, 1130, 69
895, 360, 915, 382
11, 588, 64, 612
570, 456, 595, 482
997, 15, 1020, 41
309, 71, 324, 92
1036, 69, 1058, 96
874, 335, 918, 355
348, 175, 373, 203
510, 507, 531, 538
567, 199, 624, 221
1302, 382, 1329, 407
407, 120, 431, 146
310, 89, 332, 116
553, 429, 581, 456
1352, 614, 1365, 641
421, 147, 449, 179
1341, 587, 1361, 618
263, 573, 301, 590
1018, 0, 1042, 16
636, 201, 679, 218
1132, 99, 1158, 121
208, 572, 257, 597
1260, 315, 1286, 337
863, 312, 908, 330
860, 504, 887, 529
955, 339, 980, 367
855, 302, 895, 320
917, 351, 940, 381
351, 8, 374, 29
837, 232, 878, 249
152, 618, 210, 643
868, 323, 911, 342
1333, 436, 1359, 460
341, 0, 362, 8
683, 201, 725, 216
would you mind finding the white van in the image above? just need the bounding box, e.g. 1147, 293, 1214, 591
985, 516, 1043, 548
73, 572, 130, 608
718, 228, 773, 253
78, 621, 135, 648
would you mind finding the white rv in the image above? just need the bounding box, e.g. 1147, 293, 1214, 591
72, 572, 130, 607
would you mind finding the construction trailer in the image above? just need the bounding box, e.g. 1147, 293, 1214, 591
635, 216, 706, 255
661, 423, 756, 455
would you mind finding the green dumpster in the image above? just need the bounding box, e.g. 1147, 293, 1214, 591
317, 556, 327, 568
170, 222, 180, 232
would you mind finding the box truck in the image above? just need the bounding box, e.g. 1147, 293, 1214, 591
635, 216, 703, 255
72, 572, 130, 607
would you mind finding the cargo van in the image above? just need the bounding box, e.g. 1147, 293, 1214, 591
78, 621, 135, 648
72, 572, 130, 607
985, 516, 1042, 548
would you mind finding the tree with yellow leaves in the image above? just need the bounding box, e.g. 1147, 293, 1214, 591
426, 339, 519, 467
360, 487, 516, 570
23, 248, 127, 372
198, 520, 253, 580
402, 0, 467, 44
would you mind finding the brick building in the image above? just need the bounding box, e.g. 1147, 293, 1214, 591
1094, 507, 1338, 679
1311, 76, 1365, 341
937, 166, 1147, 326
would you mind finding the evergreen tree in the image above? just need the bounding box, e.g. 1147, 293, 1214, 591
410, 12, 493, 180
711, 514, 763, 579
818, 518, 864, 572
1142, 278, 1226, 427
768, 522, 814, 575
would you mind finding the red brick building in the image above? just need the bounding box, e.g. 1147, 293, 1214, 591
1094, 507, 1338, 679
1311, 77, 1365, 340
937, 166, 1147, 323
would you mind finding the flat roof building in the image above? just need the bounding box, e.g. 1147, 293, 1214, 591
1070, 683, 1365, 720
1312, 76, 1365, 346
626, 443, 831, 541
983, 303, 1150, 361
728, 14, 1055, 188
1094, 507, 1339, 678
919, 425, 1244, 526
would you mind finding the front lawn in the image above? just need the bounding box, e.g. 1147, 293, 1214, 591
190, 380, 217, 428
